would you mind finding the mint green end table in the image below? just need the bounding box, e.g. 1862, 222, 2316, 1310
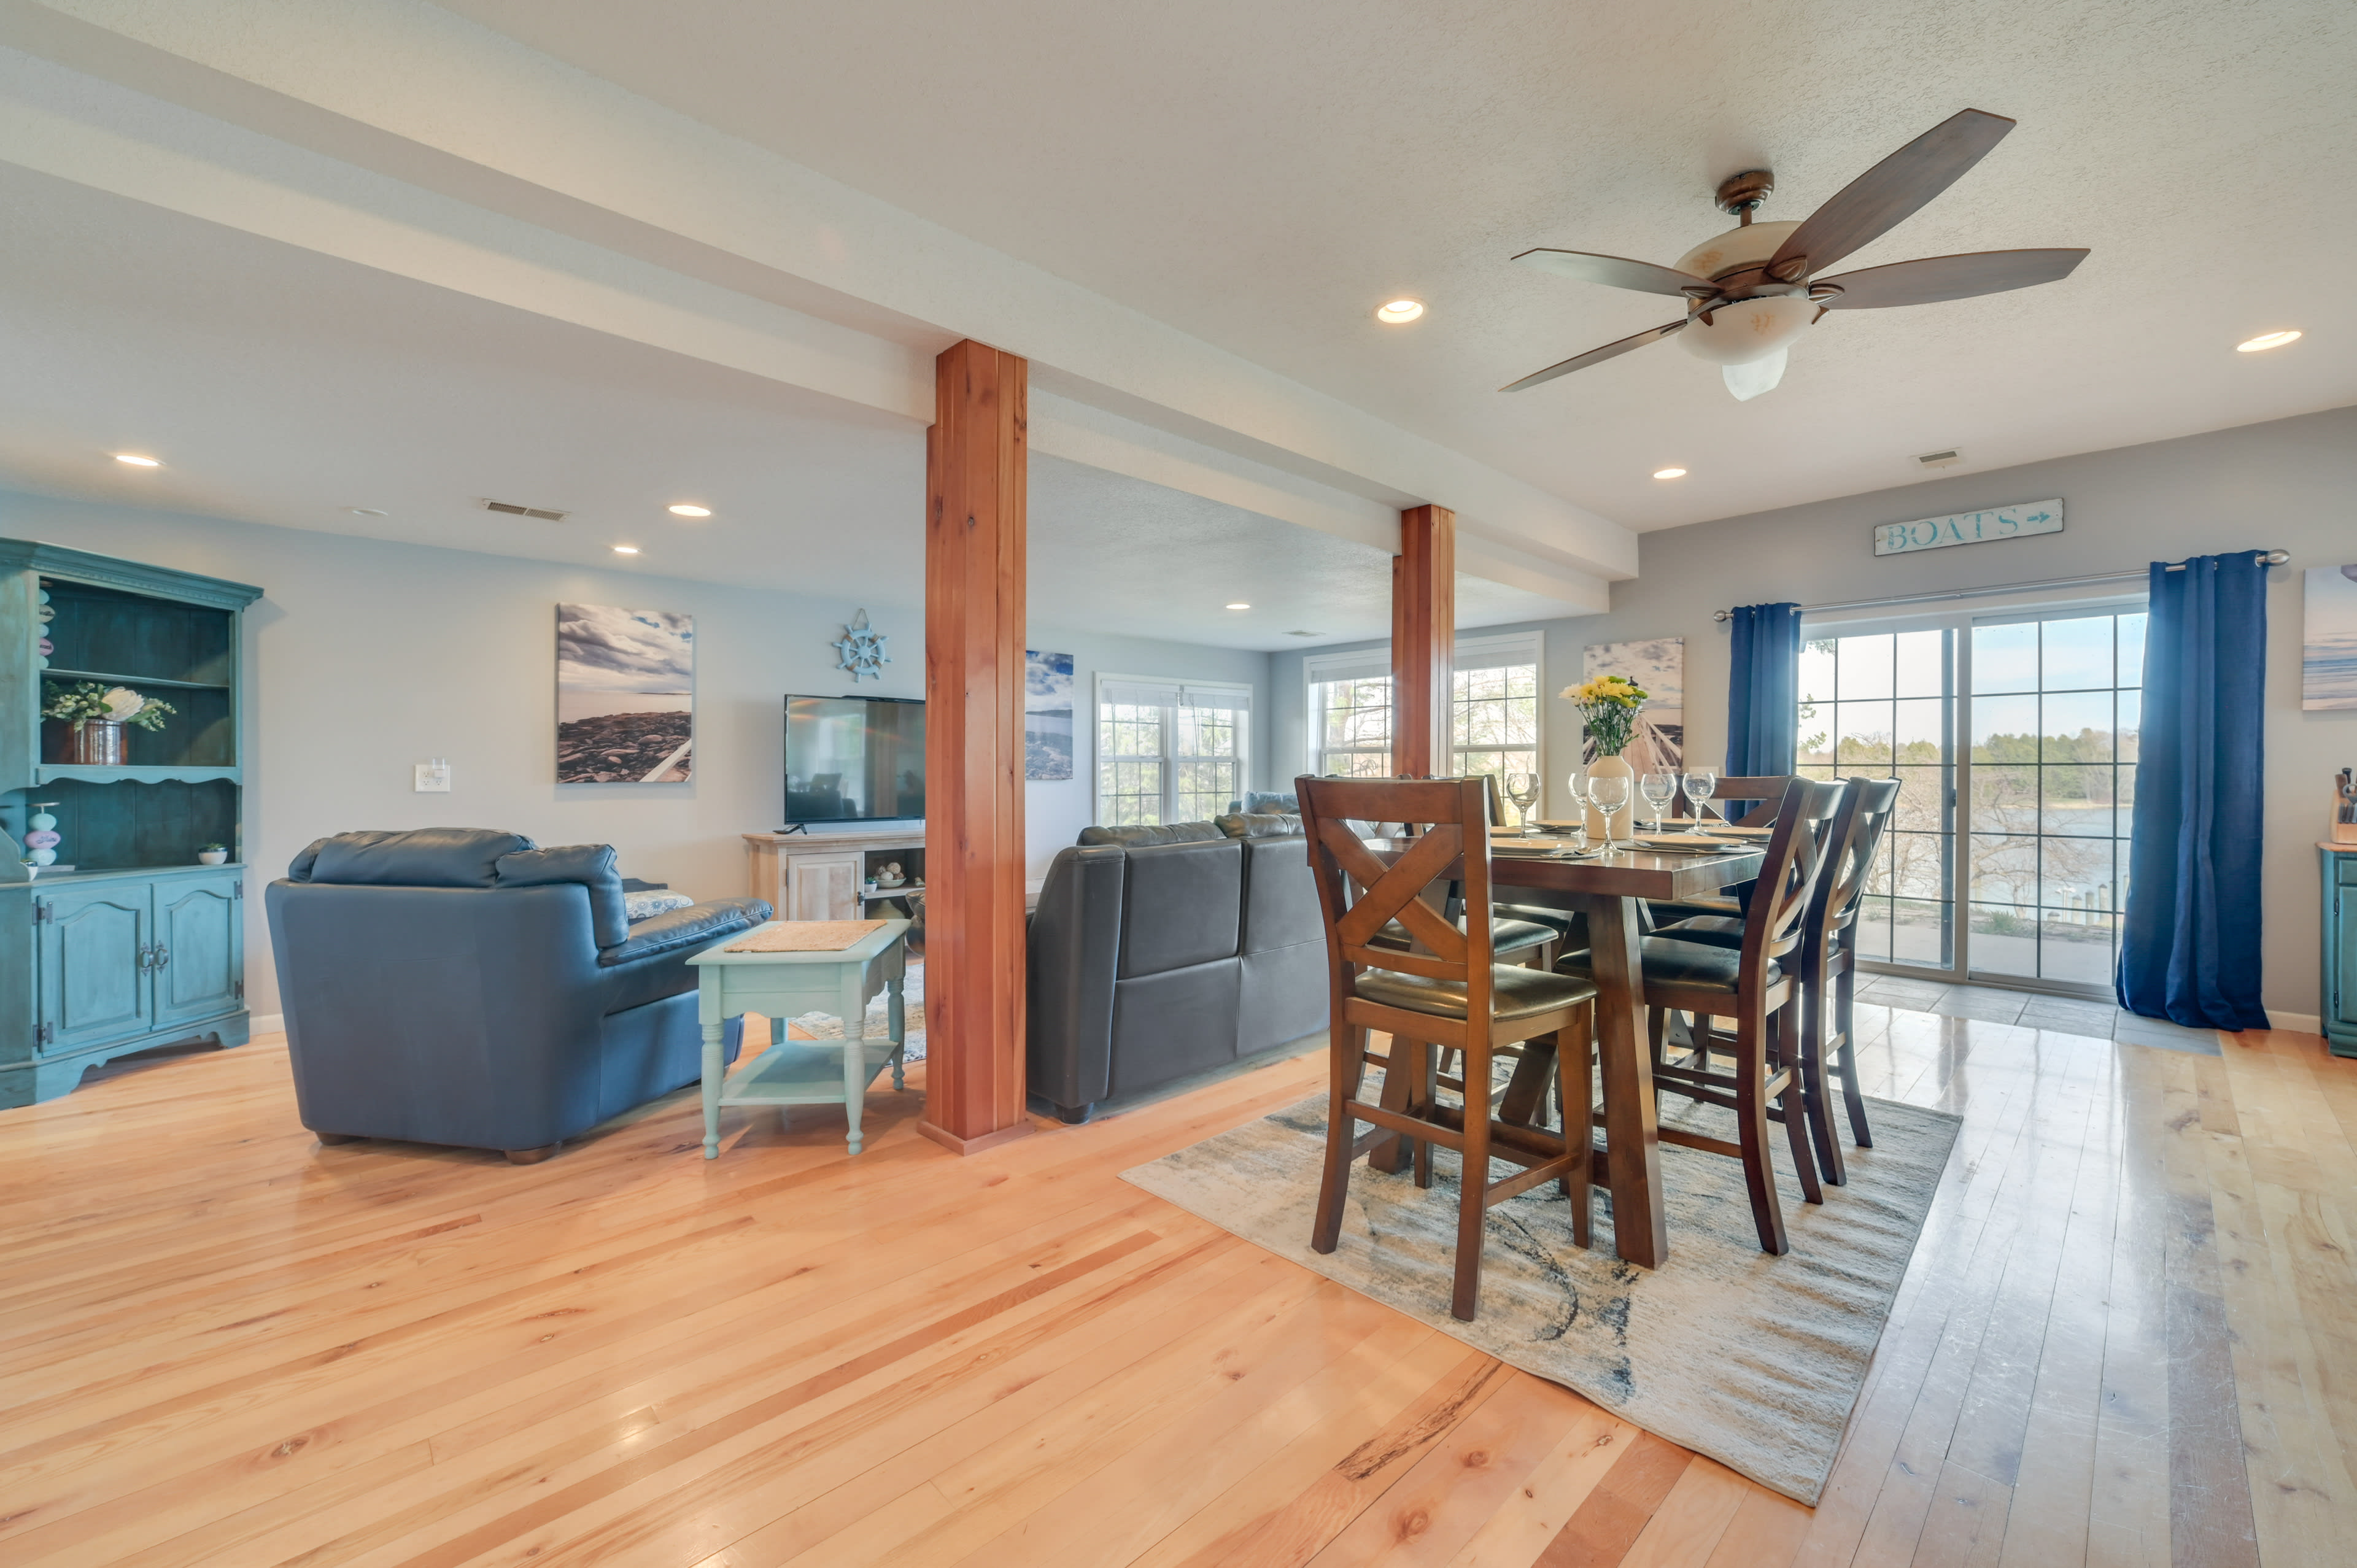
689, 919, 910, 1157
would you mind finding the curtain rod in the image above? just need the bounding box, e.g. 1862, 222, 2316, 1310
1709, 549, 2291, 623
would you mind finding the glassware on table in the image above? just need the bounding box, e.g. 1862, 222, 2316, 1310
1564, 770, 1591, 849
1504, 773, 1541, 835
1682, 769, 1719, 834
1585, 773, 1630, 854
1639, 771, 1677, 836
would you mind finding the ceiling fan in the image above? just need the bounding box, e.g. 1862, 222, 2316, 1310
1503, 108, 2089, 401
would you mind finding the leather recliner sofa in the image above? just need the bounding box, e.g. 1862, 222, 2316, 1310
1026, 816, 1328, 1124
266, 828, 770, 1162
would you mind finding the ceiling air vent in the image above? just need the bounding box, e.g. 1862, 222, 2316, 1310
1287, 630, 1327, 638
482, 499, 569, 522
1914, 449, 1962, 470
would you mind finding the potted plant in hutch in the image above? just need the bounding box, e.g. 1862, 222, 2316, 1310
42, 681, 177, 766
1563, 674, 1648, 841
197, 842, 229, 866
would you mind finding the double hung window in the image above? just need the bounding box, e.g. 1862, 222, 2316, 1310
1094, 676, 1253, 826
1303, 633, 1543, 785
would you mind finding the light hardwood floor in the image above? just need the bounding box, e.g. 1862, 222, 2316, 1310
1, 1000, 2350, 1567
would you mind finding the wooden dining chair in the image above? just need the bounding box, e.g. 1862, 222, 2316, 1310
1298, 775, 1599, 1321
1559, 778, 1846, 1254
1655, 777, 1900, 1185
1649, 773, 1796, 929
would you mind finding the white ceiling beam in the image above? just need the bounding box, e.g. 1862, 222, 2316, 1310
1, 0, 1638, 584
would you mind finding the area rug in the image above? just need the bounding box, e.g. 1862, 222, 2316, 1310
1120, 1083, 1959, 1505
782, 960, 927, 1062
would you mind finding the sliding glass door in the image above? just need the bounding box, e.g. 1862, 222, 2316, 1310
1797, 600, 2146, 997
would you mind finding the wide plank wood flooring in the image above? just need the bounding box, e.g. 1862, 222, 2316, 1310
2, 998, 2353, 1566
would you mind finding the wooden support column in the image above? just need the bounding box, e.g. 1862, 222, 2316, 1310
1390, 503, 1455, 776
920, 339, 1034, 1156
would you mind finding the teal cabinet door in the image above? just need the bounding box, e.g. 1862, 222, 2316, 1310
34, 886, 150, 1052
155, 876, 243, 1029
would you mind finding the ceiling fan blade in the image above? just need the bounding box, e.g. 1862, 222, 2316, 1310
1814, 248, 2089, 309
1513, 249, 1717, 298
1767, 109, 2016, 280
1500, 319, 1688, 392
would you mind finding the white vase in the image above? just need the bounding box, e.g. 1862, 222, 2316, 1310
1584, 751, 1636, 841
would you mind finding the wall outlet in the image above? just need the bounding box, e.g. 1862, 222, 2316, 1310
414, 759, 452, 793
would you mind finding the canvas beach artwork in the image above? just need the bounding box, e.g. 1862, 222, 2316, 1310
556, 604, 695, 782
1025, 650, 1075, 780
2305, 566, 2357, 711
1581, 638, 1684, 773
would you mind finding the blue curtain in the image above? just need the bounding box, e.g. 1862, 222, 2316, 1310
1724, 603, 1802, 818
2117, 553, 2270, 1030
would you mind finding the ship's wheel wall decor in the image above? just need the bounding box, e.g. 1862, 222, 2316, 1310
833, 609, 891, 681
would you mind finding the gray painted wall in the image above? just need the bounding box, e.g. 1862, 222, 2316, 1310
2, 491, 1269, 1019
1271, 405, 2357, 1022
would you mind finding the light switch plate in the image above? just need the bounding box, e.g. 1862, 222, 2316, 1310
414, 761, 451, 793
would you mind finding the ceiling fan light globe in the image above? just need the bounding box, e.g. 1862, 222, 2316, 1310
1676, 293, 1817, 365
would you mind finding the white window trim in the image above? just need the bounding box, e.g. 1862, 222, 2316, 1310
1299, 631, 1547, 778
1091, 671, 1255, 826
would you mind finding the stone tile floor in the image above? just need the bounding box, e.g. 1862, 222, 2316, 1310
1851, 973, 2226, 1055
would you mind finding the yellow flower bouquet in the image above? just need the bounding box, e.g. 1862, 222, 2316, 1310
1561, 674, 1648, 756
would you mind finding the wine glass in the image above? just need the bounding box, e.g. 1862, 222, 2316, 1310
1683, 769, 1719, 835
1564, 770, 1591, 849
1586, 773, 1630, 854
1640, 770, 1677, 836
1504, 773, 1541, 835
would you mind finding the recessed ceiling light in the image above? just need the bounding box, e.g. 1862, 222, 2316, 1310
1652, 467, 1687, 480
667, 503, 711, 517
2235, 330, 2301, 353
1225, 601, 1251, 610
612, 545, 640, 555
112, 453, 160, 467
1375, 299, 1425, 324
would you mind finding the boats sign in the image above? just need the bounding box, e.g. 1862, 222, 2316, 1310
1873, 500, 2062, 557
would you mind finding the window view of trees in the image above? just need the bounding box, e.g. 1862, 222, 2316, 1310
1797, 609, 2145, 988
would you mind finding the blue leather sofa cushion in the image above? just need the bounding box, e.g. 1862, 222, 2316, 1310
498, 843, 631, 949
292, 827, 534, 887
1078, 821, 1227, 848
600, 897, 772, 966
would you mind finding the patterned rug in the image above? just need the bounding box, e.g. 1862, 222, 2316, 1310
781, 960, 927, 1061
1121, 1081, 1959, 1505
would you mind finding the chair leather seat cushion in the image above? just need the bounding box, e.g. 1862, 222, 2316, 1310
1368, 916, 1556, 958
1497, 903, 1584, 941
1650, 914, 1746, 951
1556, 935, 1778, 994
1647, 895, 1741, 925
1355, 963, 1597, 1022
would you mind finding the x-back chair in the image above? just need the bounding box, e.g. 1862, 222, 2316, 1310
1297, 775, 1599, 1321
1655, 776, 1902, 1184
1561, 777, 1846, 1254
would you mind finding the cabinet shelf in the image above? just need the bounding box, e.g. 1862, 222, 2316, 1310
32, 765, 242, 787
37, 668, 233, 692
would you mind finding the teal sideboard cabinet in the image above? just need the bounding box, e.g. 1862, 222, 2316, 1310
2328, 844, 2357, 1059
0, 539, 263, 1106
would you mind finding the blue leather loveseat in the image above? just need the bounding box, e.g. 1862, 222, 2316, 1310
266, 828, 768, 1162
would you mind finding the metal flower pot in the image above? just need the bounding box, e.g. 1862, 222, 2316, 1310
69, 719, 125, 766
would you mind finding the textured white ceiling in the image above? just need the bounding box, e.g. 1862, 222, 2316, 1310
0, 161, 1532, 648
443, 0, 2357, 530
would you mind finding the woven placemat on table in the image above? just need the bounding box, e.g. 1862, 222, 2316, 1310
725, 919, 887, 953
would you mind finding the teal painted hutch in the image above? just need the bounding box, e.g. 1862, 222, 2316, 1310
2327, 843, 2357, 1059
0, 539, 263, 1106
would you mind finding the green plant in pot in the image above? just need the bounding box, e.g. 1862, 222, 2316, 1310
198, 841, 229, 866
43, 682, 176, 767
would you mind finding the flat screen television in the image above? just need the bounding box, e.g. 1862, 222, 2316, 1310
783, 695, 925, 824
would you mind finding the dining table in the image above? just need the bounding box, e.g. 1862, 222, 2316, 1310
1364, 832, 1765, 1270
